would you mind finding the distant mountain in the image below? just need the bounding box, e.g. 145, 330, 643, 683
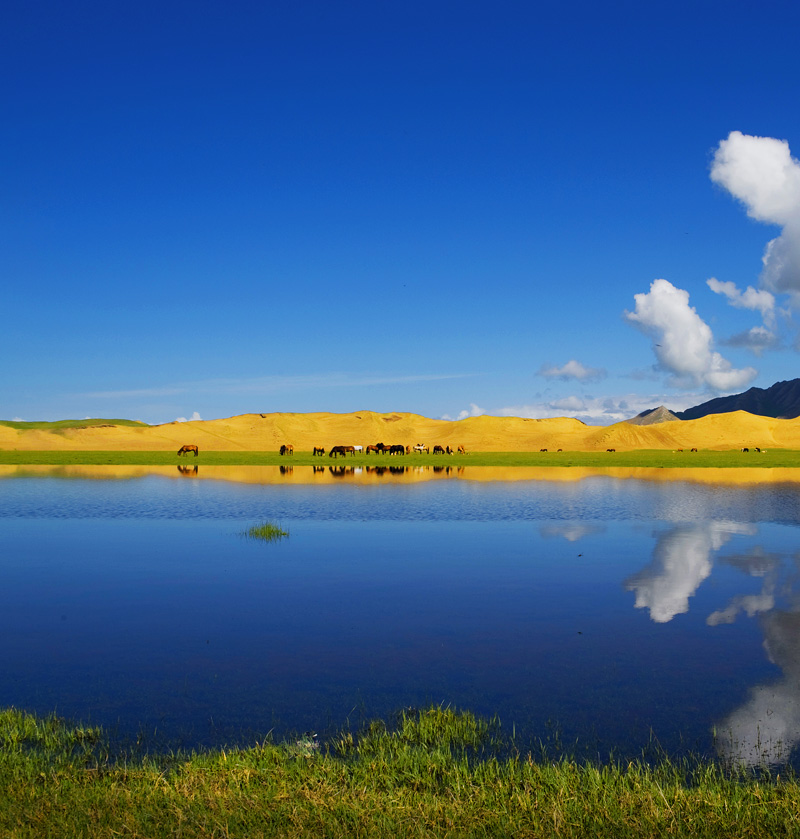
627, 406, 682, 425
676, 378, 800, 421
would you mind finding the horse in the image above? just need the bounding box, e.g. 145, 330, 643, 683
389, 444, 405, 455
329, 445, 356, 458
606, 448, 616, 453
457, 445, 466, 454
540, 448, 548, 452
413, 444, 429, 454
366, 444, 382, 454
741, 447, 749, 452
691, 447, 698, 452
280, 444, 294, 456
313, 446, 325, 456
177, 445, 199, 457
432, 445, 445, 455
352, 445, 363, 453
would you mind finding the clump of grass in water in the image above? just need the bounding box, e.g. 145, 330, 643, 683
243, 521, 289, 542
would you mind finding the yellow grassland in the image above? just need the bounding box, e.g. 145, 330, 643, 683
2, 409, 800, 452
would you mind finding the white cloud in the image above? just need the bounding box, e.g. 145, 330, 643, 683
176, 411, 203, 423
441, 403, 484, 421
81, 372, 474, 400
711, 131, 800, 297
707, 277, 776, 327
539, 360, 606, 381
498, 391, 699, 425
625, 279, 757, 391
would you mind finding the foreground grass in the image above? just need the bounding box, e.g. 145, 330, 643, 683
4, 448, 800, 468
2, 707, 799, 838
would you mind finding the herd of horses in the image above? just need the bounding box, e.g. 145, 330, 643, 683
178, 444, 768, 458
311, 443, 468, 457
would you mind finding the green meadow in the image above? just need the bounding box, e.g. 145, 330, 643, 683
1, 706, 798, 838
3, 448, 800, 467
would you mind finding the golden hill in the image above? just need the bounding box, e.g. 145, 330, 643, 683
2, 409, 800, 452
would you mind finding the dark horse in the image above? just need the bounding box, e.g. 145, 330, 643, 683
280, 444, 294, 456
329, 445, 356, 458
177, 445, 199, 457
313, 446, 325, 456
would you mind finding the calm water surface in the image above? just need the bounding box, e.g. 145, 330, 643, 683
2, 465, 800, 767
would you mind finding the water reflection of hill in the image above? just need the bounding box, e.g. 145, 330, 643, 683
4, 464, 800, 486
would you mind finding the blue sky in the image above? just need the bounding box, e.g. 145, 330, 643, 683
3, 0, 800, 425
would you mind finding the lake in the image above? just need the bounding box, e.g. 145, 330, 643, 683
1, 464, 799, 768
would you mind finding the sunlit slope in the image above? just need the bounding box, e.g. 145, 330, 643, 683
2, 409, 800, 451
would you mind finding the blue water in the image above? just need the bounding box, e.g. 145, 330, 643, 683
1, 467, 799, 767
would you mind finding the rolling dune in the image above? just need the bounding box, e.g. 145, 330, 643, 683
2, 409, 800, 451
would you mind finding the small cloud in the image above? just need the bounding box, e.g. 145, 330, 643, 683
11, 416, 24, 422
625, 279, 757, 391
441, 403, 484, 421
538, 360, 606, 382
175, 411, 203, 423
707, 277, 776, 328
723, 325, 780, 356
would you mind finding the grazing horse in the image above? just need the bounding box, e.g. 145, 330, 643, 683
540, 448, 548, 452
313, 446, 325, 456
353, 445, 363, 453
741, 447, 749, 452
177, 445, 199, 457
366, 444, 382, 455
432, 445, 445, 455
457, 445, 466, 454
280, 444, 294, 456
389, 444, 405, 455
691, 448, 698, 452
329, 445, 356, 458
413, 443, 429, 454
606, 448, 616, 453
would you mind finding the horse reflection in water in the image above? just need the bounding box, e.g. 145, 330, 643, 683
280, 465, 293, 475
176, 464, 198, 477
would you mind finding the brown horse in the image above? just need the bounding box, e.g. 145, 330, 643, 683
329, 445, 356, 458
313, 446, 325, 456
457, 445, 466, 454
432, 445, 445, 455
177, 445, 199, 457
606, 448, 616, 453
389, 444, 405, 455
280, 444, 294, 456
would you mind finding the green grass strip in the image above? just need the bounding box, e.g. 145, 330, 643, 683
4, 449, 800, 467
1, 706, 799, 837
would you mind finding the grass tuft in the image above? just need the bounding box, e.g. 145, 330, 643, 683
243, 521, 289, 542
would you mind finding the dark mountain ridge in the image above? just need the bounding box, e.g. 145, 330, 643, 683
676, 379, 800, 421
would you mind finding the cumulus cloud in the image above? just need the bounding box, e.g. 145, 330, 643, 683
176, 411, 203, 423
711, 131, 800, 297
625, 279, 756, 391
441, 403, 484, 421
538, 360, 606, 382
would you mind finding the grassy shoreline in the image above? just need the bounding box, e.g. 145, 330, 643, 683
4, 449, 800, 468
2, 705, 798, 838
